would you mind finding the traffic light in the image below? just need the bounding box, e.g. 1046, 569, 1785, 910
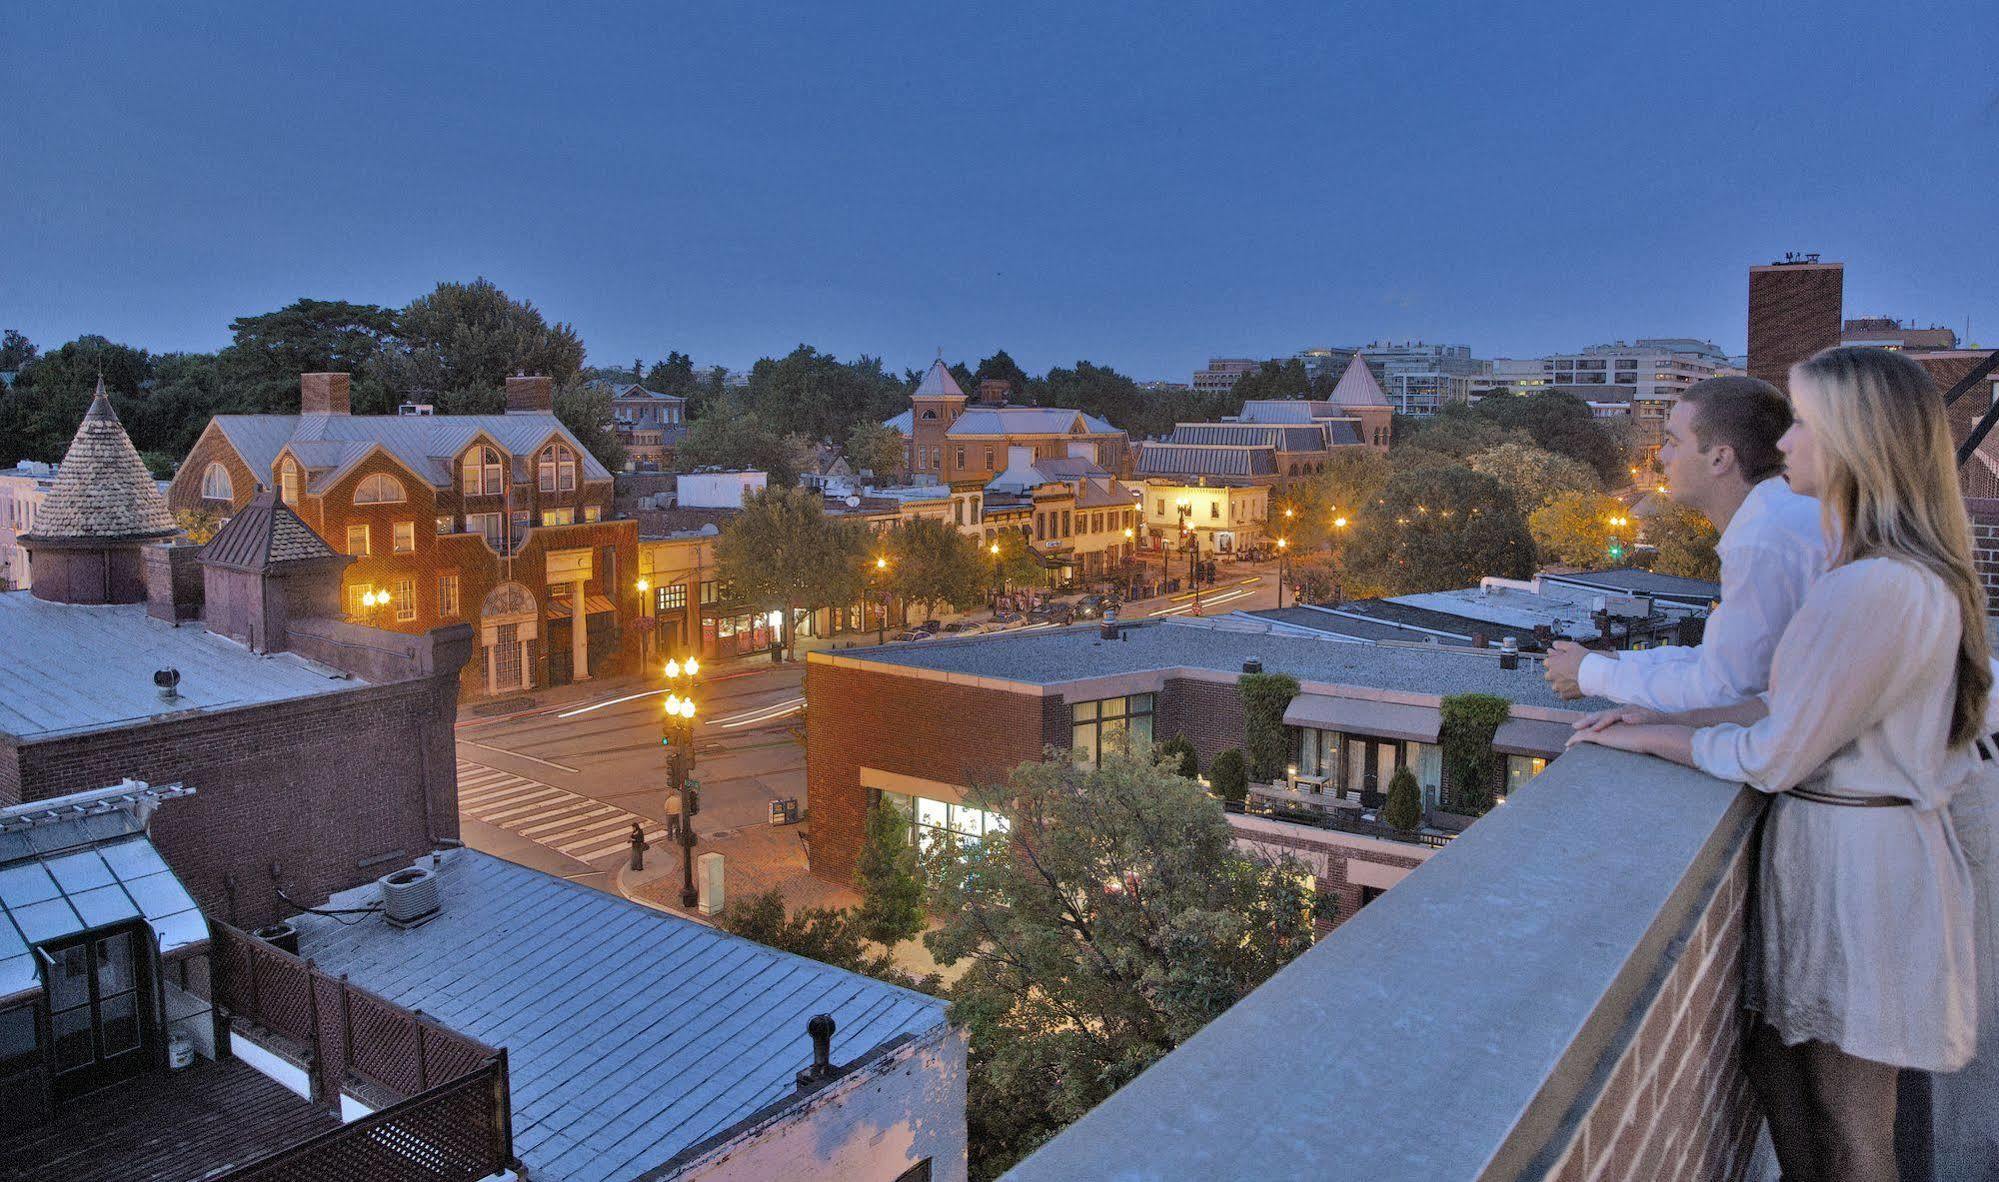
1607, 540, 1625, 562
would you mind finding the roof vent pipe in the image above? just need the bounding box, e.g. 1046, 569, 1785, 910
1499, 637, 1520, 671
155, 668, 181, 702
1100, 611, 1119, 641
796, 1014, 839, 1093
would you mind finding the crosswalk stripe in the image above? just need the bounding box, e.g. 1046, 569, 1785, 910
459, 774, 535, 797
517, 805, 616, 837
470, 791, 573, 822
460, 780, 542, 806
458, 768, 517, 789
465, 784, 567, 812
455, 758, 673, 866
547, 815, 640, 848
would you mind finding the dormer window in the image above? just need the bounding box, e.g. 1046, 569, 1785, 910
462, 446, 502, 497
538, 444, 577, 493
920, 410, 938, 421
279, 458, 299, 506
354, 473, 406, 504
200, 462, 233, 501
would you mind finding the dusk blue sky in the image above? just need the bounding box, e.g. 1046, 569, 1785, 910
6, 2, 1997, 381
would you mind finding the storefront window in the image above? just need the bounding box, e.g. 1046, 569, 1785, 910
1070, 694, 1155, 766
877, 790, 1007, 852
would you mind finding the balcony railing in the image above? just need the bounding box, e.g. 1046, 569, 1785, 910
1243, 781, 1457, 848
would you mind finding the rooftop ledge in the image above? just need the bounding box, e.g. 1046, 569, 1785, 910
1007, 746, 1768, 1182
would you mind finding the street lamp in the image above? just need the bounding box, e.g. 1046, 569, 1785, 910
1276, 536, 1289, 610
1175, 498, 1200, 616
635, 578, 653, 666
661, 656, 702, 909
1122, 527, 1135, 600
873, 555, 891, 645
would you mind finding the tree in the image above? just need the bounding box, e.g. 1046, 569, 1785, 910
973, 350, 1030, 396
1382, 766, 1422, 832
846, 419, 906, 479
988, 528, 1045, 592
645, 350, 698, 395
1472, 392, 1628, 484
856, 801, 926, 947
1208, 748, 1248, 804
1646, 500, 1721, 581
1341, 466, 1536, 595
1287, 448, 1392, 549
926, 751, 1316, 1177
1228, 358, 1312, 403
553, 380, 626, 472
215, 299, 397, 414
1528, 490, 1636, 567
173, 507, 224, 544
0, 336, 156, 464
1287, 554, 1343, 604
677, 394, 814, 484
374, 278, 585, 413
0, 330, 37, 372
1440, 693, 1513, 815
885, 517, 988, 620
715, 486, 865, 658
719, 888, 935, 992
747, 345, 907, 443
1467, 443, 1599, 513
1157, 735, 1199, 780
1395, 406, 1527, 463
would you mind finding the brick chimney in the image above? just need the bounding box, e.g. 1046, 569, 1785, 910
300, 372, 351, 416
978, 379, 1011, 406
506, 374, 554, 414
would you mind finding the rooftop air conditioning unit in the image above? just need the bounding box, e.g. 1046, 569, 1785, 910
379, 865, 440, 928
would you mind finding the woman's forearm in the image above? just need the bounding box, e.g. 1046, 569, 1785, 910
1630, 724, 1698, 767
1661, 699, 1768, 730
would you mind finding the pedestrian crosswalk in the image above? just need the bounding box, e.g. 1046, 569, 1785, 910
456, 761, 672, 865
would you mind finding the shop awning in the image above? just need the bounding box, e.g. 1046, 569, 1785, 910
1281, 695, 1441, 743
547, 594, 619, 620
1492, 717, 1576, 758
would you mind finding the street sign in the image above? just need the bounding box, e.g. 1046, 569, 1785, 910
769, 798, 800, 826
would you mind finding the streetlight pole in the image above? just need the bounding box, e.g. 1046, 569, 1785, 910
1276, 536, 1289, 610
1122, 527, 1135, 601
989, 542, 1001, 611
1176, 498, 1200, 617
661, 656, 702, 909
636, 577, 652, 668
874, 555, 890, 645
1331, 514, 1350, 604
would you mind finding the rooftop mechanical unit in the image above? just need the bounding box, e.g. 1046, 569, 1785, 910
379, 865, 440, 929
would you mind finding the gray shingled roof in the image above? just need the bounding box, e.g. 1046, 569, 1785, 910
25, 384, 177, 541
1134, 443, 1279, 479
210, 412, 613, 492
1166, 423, 1328, 450
291, 849, 948, 1182
198, 491, 342, 572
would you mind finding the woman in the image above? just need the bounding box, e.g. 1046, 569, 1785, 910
1571, 346, 1987, 1181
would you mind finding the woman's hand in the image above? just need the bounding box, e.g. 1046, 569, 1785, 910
1567, 721, 1651, 752
1572, 705, 1668, 734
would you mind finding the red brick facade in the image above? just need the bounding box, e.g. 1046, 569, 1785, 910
1747, 262, 1842, 394
1969, 499, 1999, 612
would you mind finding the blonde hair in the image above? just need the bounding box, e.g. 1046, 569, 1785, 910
1792, 346, 1991, 747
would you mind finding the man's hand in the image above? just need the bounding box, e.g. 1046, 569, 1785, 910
1543, 640, 1596, 700
1570, 705, 1667, 736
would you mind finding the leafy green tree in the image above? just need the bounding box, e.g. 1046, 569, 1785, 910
375, 278, 585, 412
1440, 694, 1512, 815
1287, 447, 1393, 549
677, 394, 814, 484
215, 299, 397, 414
926, 751, 1316, 1177
856, 801, 926, 946
1227, 358, 1312, 403
716, 486, 865, 658
1528, 490, 1635, 566
1395, 406, 1527, 462
973, 349, 1030, 395
644, 350, 698, 395
1472, 392, 1628, 484
988, 529, 1045, 592
1382, 766, 1422, 832
885, 517, 987, 620
1468, 442, 1600, 513
0, 336, 156, 464
719, 888, 936, 992
748, 345, 907, 443
1238, 672, 1300, 782
1646, 500, 1721, 581
845, 419, 907, 479
1341, 466, 1536, 595
0, 330, 37, 372
554, 380, 626, 471
1208, 748, 1248, 804
1157, 735, 1199, 780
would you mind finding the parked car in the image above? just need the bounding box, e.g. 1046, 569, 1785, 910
940, 620, 987, 636
894, 629, 934, 643
990, 610, 1023, 627
1029, 602, 1075, 625
1075, 594, 1121, 620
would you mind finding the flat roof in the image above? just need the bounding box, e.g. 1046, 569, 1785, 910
0, 594, 363, 742
833, 618, 1587, 708
1538, 568, 1720, 604
292, 849, 948, 1182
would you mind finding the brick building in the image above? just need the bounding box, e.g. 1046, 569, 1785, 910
1747, 255, 1843, 393
806, 617, 1585, 929
167, 372, 642, 698
884, 360, 1130, 485
608, 382, 689, 471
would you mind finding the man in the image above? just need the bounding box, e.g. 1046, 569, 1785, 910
1544, 376, 1826, 710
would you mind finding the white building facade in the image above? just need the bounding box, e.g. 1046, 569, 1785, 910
1358, 341, 1489, 416
0, 462, 56, 589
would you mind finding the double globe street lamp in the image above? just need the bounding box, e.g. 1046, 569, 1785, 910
661, 656, 703, 909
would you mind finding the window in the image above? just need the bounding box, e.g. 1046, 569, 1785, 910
699, 580, 718, 606
466, 512, 503, 547
583, 504, 601, 522
462, 446, 502, 496
985, 447, 995, 470
200, 463, 233, 501
345, 524, 370, 557
354, 473, 405, 504
954, 447, 965, 469
436, 514, 454, 534
542, 507, 576, 527
656, 583, 688, 613
876, 790, 1006, 855
345, 583, 375, 616
1060, 510, 1071, 537
1156, 498, 1166, 515
438, 573, 460, 617
393, 521, 415, 552
1070, 693, 1155, 766
280, 458, 300, 506
393, 578, 416, 622
1505, 755, 1547, 798
539, 445, 577, 493
1297, 729, 1343, 779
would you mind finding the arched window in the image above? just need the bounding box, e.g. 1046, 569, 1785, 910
280, 458, 299, 506
461, 446, 502, 497
201, 462, 233, 501
354, 473, 406, 504
538, 444, 577, 493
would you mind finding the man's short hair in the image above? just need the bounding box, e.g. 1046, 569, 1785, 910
1678, 376, 1791, 483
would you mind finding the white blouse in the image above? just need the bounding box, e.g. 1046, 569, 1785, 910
1693, 557, 1979, 810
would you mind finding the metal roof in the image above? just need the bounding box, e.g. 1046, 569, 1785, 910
1536, 568, 1721, 605
1328, 355, 1392, 408
947, 407, 1115, 437
0, 596, 362, 741
882, 409, 915, 436
912, 359, 967, 399
1166, 423, 1327, 451
291, 849, 948, 1182
1134, 443, 1278, 479
210, 411, 614, 492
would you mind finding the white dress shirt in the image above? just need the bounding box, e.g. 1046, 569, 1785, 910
1577, 477, 1828, 712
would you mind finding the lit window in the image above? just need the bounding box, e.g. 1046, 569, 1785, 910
393, 521, 416, 553
345, 524, 370, 557
280, 459, 300, 506
394, 578, 416, 622
354, 473, 405, 504
656, 583, 688, 612
200, 463, 233, 501
435, 515, 454, 535
541, 507, 575, 527
345, 584, 375, 616
438, 574, 460, 617
467, 512, 503, 547
462, 446, 502, 496
1070, 694, 1156, 766
583, 505, 601, 522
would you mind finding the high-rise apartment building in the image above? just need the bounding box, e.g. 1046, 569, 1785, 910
1358, 341, 1489, 416
1748, 256, 1843, 392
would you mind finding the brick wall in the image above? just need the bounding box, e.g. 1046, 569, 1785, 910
167, 421, 265, 516
1969, 499, 1999, 611
7, 674, 461, 930
1154, 676, 1247, 767
1229, 817, 1428, 934
805, 659, 1054, 884
1747, 263, 1842, 394
1542, 838, 1760, 1182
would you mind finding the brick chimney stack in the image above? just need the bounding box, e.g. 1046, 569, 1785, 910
506, 374, 555, 414
978, 379, 1011, 406
300, 372, 351, 416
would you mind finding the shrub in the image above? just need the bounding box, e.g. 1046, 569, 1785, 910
1238, 672, 1300, 782
1440, 693, 1513, 815
1158, 735, 1199, 780
1382, 766, 1422, 831
1209, 748, 1248, 803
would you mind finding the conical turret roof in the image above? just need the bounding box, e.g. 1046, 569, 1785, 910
25, 380, 177, 541
1328, 355, 1391, 408
913, 359, 968, 400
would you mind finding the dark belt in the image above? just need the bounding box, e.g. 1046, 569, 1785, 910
1786, 786, 1912, 808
